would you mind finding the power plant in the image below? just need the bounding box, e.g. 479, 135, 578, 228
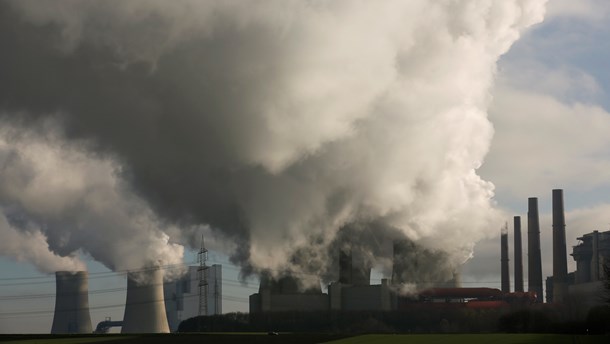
121, 268, 170, 333
51, 271, 92, 334
249, 188, 609, 322
44, 189, 609, 333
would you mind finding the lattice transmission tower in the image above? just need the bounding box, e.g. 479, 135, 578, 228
197, 234, 209, 316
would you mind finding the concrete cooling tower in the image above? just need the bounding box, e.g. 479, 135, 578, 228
121, 268, 170, 333
51, 271, 92, 334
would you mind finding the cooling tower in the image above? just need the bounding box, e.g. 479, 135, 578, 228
552, 189, 568, 303
121, 268, 170, 333
527, 197, 543, 303
501, 228, 510, 293
51, 271, 92, 334
513, 216, 524, 292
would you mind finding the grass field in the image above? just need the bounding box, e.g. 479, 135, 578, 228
0, 333, 608, 344
325, 334, 609, 344
0, 333, 346, 344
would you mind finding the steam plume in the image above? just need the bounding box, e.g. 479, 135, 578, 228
0, 1, 546, 278
0, 120, 183, 273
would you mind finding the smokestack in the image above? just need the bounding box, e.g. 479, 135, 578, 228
528, 197, 543, 303
51, 271, 92, 334
513, 216, 524, 292
552, 189, 568, 303
122, 268, 170, 333
501, 223, 510, 293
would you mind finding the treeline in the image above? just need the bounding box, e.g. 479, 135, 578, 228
179, 306, 610, 334
499, 305, 610, 334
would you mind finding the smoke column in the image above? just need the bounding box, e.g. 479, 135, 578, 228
0, 1, 547, 277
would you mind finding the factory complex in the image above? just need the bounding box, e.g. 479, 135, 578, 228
48, 189, 608, 334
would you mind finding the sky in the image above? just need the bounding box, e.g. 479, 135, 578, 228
1, 0, 610, 334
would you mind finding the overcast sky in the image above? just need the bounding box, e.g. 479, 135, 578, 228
2, 0, 610, 334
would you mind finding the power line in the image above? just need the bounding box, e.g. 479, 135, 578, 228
0, 293, 251, 320
0, 261, 197, 287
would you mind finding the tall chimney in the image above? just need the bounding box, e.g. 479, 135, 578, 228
122, 268, 170, 333
528, 197, 543, 303
51, 271, 92, 334
501, 223, 510, 293
513, 216, 524, 292
552, 189, 568, 303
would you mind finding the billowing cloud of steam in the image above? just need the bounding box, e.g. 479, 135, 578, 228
0, 1, 546, 280
0, 120, 184, 274
0, 212, 85, 272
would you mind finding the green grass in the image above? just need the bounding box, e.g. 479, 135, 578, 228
0, 337, 130, 344
1, 333, 608, 344
0, 333, 348, 344
324, 334, 610, 344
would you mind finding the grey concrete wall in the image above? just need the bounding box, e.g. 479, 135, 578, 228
122, 268, 170, 333
51, 271, 92, 334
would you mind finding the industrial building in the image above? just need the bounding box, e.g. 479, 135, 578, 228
249, 274, 329, 313
547, 229, 609, 316
249, 188, 608, 319
45, 190, 607, 332
572, 230, 609, 284
121, 268, 170, 333
251, 242, 468, 313
501, 189, 609, 318
51, 271, 92, 334
164, 265, 223, 331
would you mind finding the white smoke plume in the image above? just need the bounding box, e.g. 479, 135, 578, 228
0, 1, 546, 279
0, 120, 184, 274
0, 212, 85, 272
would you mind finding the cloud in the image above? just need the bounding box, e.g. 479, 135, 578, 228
0, 120, 184, 273
462, 0, 610, 292
546, 0, 610, 22
0, 212, 85, 273
481, 75, 610, 207
0, 0, 546, 278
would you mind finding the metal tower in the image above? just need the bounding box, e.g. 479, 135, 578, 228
197, 235, 209, 316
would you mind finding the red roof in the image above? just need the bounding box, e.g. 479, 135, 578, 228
418, 288, 503, 298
